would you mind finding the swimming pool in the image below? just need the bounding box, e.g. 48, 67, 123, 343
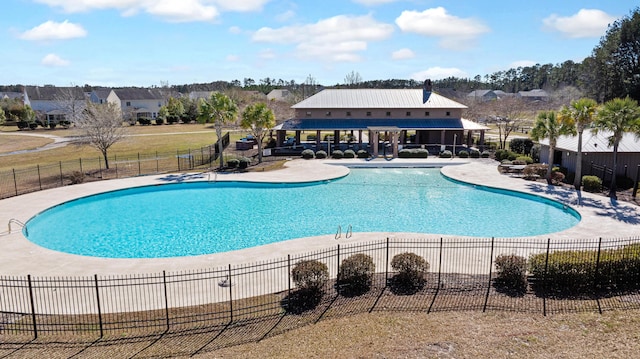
24, 168, 580, 258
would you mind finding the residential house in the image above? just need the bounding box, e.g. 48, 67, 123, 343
276, 80, 488, 158
23, 86, 86, 125
267, 89, 292, 101
467, 89, 497, 102
518, 89, 549, 102
110, 88, 167, 121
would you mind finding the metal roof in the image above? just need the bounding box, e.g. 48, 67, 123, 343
292, 89, 467, 109
278, 118, 465, 131
540, 131, 640, 153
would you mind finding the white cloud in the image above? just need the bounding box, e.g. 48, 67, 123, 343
276, 10, 295, 22
252, 14, 394, 62
41, 53, 70, 66
411, 67, 467, 81
145, 0, 218, 22
259, 49, 276, 60
543, 9, 617, 38
510, 60, 537, 68
20, 20, 87, 41
228, 26, 243, 34
396, 7, 490, 50
391, 48, 415, 60
226, 54, 240, 61
33, 0, 270, 22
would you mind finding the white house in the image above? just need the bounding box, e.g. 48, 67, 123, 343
23, 86, 86, 125
110, 88, 167, 120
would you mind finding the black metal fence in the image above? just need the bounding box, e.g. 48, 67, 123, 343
0, 133, 233, 200
1, 236, 639, 348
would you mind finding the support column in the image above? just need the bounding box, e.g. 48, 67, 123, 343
479, 130, 485, 151
392, 131, 399, 158
276, 130, 286, 147
372, 131, 379, 158
316, 130, 321, 149
295, 131, 301, 145
334, 130, 340, 147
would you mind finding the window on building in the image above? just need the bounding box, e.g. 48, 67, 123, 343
126, 101, 131, 107
325, 111, 331, 117
346, 111, 351, 116
406, 111, 411, 116
446, 111, 451, 116
425, 111, 430, 116
386, 111, 391, 117
306, 111, 312, 117
366, 111, 372, 117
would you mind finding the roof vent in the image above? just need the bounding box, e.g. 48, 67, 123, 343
423, 79, 432, 103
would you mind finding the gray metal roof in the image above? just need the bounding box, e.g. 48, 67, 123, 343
292, 89, 467, 109
540, 131, 640, 153
278, 118, 465, 131
25, 86, 85, 101
112, 88, 165, 100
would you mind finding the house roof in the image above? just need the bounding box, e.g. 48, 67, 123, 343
277, 118, 481, 131
25, 86, 85, 101
112, 88, 164, 100
0, 92, 23, 100
292, 89, 467, 109
92, 88, 112, 99
467, 89, 495, 98
540, 131, 640, 153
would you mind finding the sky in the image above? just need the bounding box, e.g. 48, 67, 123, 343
1, 0, 636, 88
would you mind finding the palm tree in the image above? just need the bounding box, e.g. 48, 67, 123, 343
592, 97, 640, 199
559, 98, 598, 190
197, 92, 238, 169
530, 110, 575, 184
241, 102, 276, 164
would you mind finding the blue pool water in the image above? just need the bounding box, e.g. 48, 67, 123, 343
25, 168, 580, 258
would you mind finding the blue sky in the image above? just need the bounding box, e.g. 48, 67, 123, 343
1, 0, 635, 87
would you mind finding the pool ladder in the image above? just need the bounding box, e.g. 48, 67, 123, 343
3, 219, 27, 236
335, 225, 352, 239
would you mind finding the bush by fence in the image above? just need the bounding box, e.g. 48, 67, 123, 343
2, 236, 640, 347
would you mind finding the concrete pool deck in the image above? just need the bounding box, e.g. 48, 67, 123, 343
0, 158, 638, 277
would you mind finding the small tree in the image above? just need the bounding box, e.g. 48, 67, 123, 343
337, 254, 375, 296
530, 110, 575, 184
197, 92, 238, 168
240, 102, 276, 163
75, 102, 125, 169
559, 98, 598, 190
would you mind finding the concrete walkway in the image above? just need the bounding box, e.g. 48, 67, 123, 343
0, 158, 638, 278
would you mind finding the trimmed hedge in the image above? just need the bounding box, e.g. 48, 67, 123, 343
331, 150, 344, 159
529, 244, 640, 296
301, 149, 315, 159
481, 151, 490, 158
337, 254, 376, 296
315, 150, 327, 159
398, 148, 429, 158
390, 252, 429, 294
439, 150, 452, 158
291, 260, 329, 292
470, 149, 481, 158
343, 149, 356, 158
494, 254, 527, 295
457, 150, 469, 158
357, 150, 370, 158
582, 175, 602, 192
226, 158, 239, 168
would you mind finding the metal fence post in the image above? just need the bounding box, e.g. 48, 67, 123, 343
385, 237, 389, 287
594, 238, 603, 314
483, 237, 495, 312
79, 158, 83, 175
99, 157, 103, 179
114, 155, 118, 178
27, 275, 38, 339
336, 245, 341, 281
163, 271, 170, 331
156, 151, 159, 173
228, 264, 233, 324
12, 169, 18, 196
94, 274, 103, 338
59, 161, 64, 186
428, 237, 443, 314
37, 165, 42, 190
287, 255, 291, 300
542, 238, 551, 316
138, 153, 141, 176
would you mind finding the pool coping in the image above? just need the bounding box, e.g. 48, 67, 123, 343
0, 158, 638, 277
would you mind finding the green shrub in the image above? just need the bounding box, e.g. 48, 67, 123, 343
155, 118, 164, 125
337, 254, 376, 296
137, 117, 152, 125
285, 260, 329, 313
238, 157, 250, 169
315, 150, 327, 159
551, 171, 565, 184
331, 150, 344, 159
470, 149, 481, 158
515, 156, 533, 164
523, 164, 547, 180
301, 149, 315, 159
458, 150, 469, 158
528, 245, 640, 297
481, 151, 490, 158
439, 150, 452, 158
65, 171, 85, 185
390, 252, 429, 294
507, 152, 518, 161
582, 175, 602, 193
494, 149, 509, 161
357, 150, 370, 158
399, 148, 429, 158
292, 260, 329, 292
226, 158, 239, 168
494, 254, 527, 295
306, 134, 317, 141
343, 149, 356, 158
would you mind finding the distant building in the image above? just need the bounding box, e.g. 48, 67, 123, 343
23, 86, 86, 125
518, 89, 549, 102
267, 89, 292, 101
467, 89, 497, 102
275, 80, 488, 158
